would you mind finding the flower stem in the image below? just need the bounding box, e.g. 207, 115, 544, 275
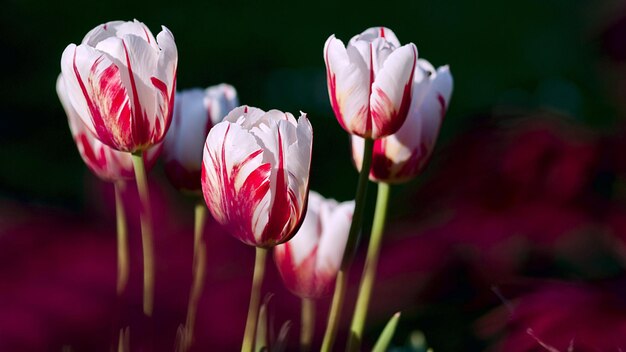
347, 182, 391, 351
181, 201, 208, 351
131, 153, 155, 317
342, 137, 374, 269
241, 247, 267, 352
320, 270, 347, 352
301, 297, 315, 352
114, 181, 130, 296
321, 137, 374, 352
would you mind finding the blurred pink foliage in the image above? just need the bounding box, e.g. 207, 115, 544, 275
2, 113, 626, 350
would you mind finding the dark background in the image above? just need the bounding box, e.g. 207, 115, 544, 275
0, 0, 620, 204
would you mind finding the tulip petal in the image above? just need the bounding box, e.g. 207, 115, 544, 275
204, 84, 239, 128
82, 21, 126, 46
60, 43, 132, 150
57, 73, 160, 181
366, 62, 453, 183
369, 43, 417, 138
95, 34, 161, 150
315, 199, 353, 274
165, 89, 207, 171
202, 121, 271, 246
153, 26, 178, 141
324, 35, 370, 137
274, 191, 353, 298
349, 26, 401, 49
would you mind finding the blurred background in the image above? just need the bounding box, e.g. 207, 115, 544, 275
2, 0, 626, 350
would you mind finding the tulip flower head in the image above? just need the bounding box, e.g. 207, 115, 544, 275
57, 74, 161, 182
201, 106, 313, 248
163, 85, 239, 192
352, 59, 453, 183
324, 27, 417, 139
60, 19, 178, 153
274, 191, 354, 299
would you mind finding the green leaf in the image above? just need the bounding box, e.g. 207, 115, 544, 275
372, 312, 401, 352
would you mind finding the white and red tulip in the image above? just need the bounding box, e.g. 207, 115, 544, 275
274, 191, 354, 299
352, 59, 453, 183
163, 84, 239, 192
201, 106, 313, 247
60, 19, 178, 153
324, 27, 417, 139
57, 74, 161, 182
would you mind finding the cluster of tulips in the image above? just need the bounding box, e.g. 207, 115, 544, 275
56, 19, 453, 351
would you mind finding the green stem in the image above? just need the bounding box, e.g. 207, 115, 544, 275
300, 298, 315, 352
114, 181, 130, 296
241, 247, 267, 352
321, 137, 374, 352
347, 182, 391, 351
320, 270, 347, 352
342, 137, 375, 269
181, 202, 208, 351
131, 153, 155, 317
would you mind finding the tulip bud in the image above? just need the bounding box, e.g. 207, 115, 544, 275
274, 191, 354, 299
201, 106, 313, 247
163, 85, 238, 192
60, 19, 178, 153
57, 74, 161, 182
352, 59, 453, 183
324, 27, 417, 139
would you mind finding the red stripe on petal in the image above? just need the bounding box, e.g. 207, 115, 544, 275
370, 47, 416, 137
260, 128, 293, 246
324, 50, 347, 131
142, 26, 151, 44
89, 58, 132, 149
238, 163, 271, 244
437, 93, 447, 119
366, 43, 374, 134
72, 51, 116, 147
370, 138, 393, 181
122, 40, 150, 150
161, 69, 178, 144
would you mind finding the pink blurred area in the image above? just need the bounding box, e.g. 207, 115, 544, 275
2, 112, 626, 350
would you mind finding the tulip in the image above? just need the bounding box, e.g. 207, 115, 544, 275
201, 105, 313, 248
57, 74, 161, 182
201, 105, 312, 351
324, 27, 417, 139
352, 59, 453, 183
60, 19, 178, 153
274, 191, 354, 299
163, 84, 239, 192
58, 70, 162, 298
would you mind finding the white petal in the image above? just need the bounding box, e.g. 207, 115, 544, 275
60, 43, 131, 149
202, 121, 268, 232
82, 21, 126, 46
204, 83, 239, 126
154, 26, 178, 123
351, 135, 366, 172
369, 43, 417, 138
163, 89, 207, 171
411, 65, 453, 149
315, 198, 354, 274
225, 105, 267, 127
286, 113, 313, 215
95, 34, 159, 127
284, 191, 325, 266
324, 35, 370, 136
349, 26, 401, 49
